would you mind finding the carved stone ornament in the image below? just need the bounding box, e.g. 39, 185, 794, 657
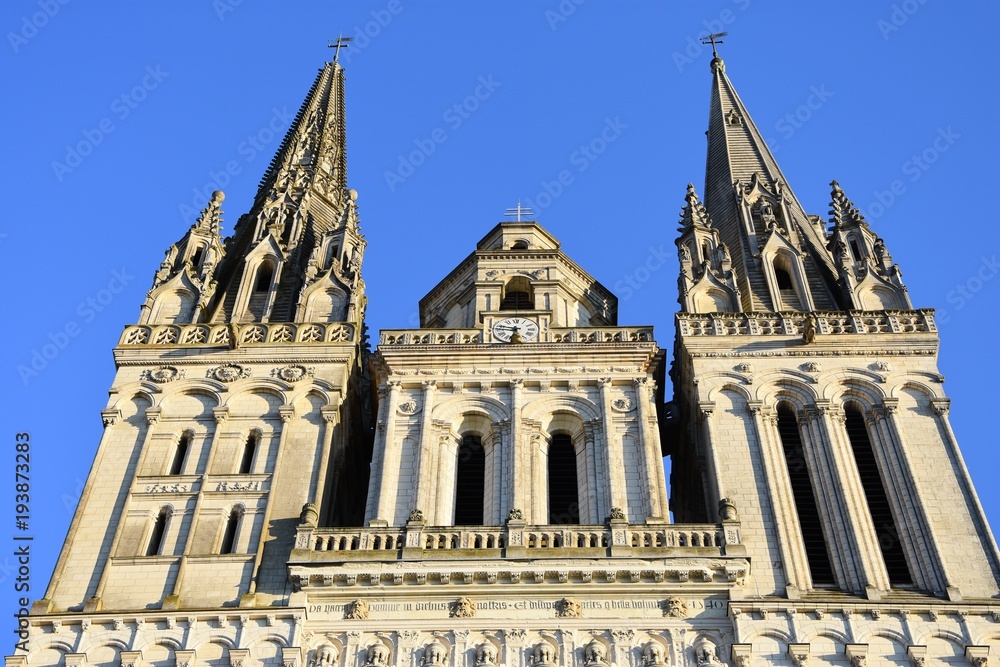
611, 397, 635, 412
735, 362, 753, 373
312, 645, 341, 667
408, 508, 425, 523
422, 641, 448, 667
871, 360, 892, 372
663, 596, 690, 618
507, 508, 524, 522
274, 364, 312, 382
450, 597, 476, 618
556, 597, 582, 618
475, 642, 498, 667
397, 400, 419, 415
696, 643, 725, 667
364, 644, 390, 667
145, 365, 183, 383
609, 507, 626, 521
800, 362, 821, 373
210, 363, 251, 382
643, 641, 668, 667
584, 640, 609, 667
345, 599, 369, 620
531, 642, 557, 667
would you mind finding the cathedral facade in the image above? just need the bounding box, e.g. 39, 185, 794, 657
9, 50, 1000, 667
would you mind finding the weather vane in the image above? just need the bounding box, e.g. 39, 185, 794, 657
700, 31, 727, 59
504, 201, 535, 222
329, 35, 353, 63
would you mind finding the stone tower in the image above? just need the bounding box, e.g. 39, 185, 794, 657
13, 57, 375, 667
669, 53, 1000, 664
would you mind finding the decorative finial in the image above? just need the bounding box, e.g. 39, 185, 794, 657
701, 32, 727, 71
328, 35, 353, 63
504, 201, 535, 222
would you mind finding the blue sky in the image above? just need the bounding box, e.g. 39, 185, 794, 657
4, 1, 1000, 611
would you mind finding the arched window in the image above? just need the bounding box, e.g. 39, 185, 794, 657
776, 404, 835, 585
775, 265, 794, 290
511, 240, 529, 250
220, 507, 243, 554
169, 433, 190, 475
190, 246, 204, 268
548, 433, 579, 524
239, 431, 259, 474
146, 507, 170, 556
500, 276, 533, 311
772, 256, 803, 311
253, 262, 274, 292
454, 435, 485, 525
849, 239, 863, 263
844, 405, 912, 586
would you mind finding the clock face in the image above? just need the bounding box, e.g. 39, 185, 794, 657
492, 317, 539, 343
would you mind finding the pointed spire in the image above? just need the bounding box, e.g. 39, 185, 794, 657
697, 56, 843, 312
828, 180, 868, 231
678, 183, 713, 231
195, 190, 224, 234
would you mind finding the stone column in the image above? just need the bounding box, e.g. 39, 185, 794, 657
509, 379, 527, 520
698, 402, 723, 508
748, 403, 810, 595
599, 377, 627, 515
818, 405, 889, 594
412, 380, 438, 516
634, 377, 665, 520
370, 380, 402, 524
312, 400, 341, 525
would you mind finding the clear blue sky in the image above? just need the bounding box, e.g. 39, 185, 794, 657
4, 1, 1000, 614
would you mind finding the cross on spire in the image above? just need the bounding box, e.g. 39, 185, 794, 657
504, 201, 535, 222
329, 35, 353, 63
700, 31, 727, 59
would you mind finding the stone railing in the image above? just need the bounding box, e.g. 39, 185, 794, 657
119, 322, 355, 347
677, 309, 936, 337
294, 521, 736, 558
380, 329, 483, 346
378, 326, 655, 346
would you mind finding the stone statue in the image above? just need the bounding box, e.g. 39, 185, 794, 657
475, 643, 498, 667
313, 644, 340, 667
663, 596, 689, 619
531, 642, 556, 667
643, 642, 667, 667
583, 640, 608, 667
422, 641, 448, 667
365, 644, 389, 667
